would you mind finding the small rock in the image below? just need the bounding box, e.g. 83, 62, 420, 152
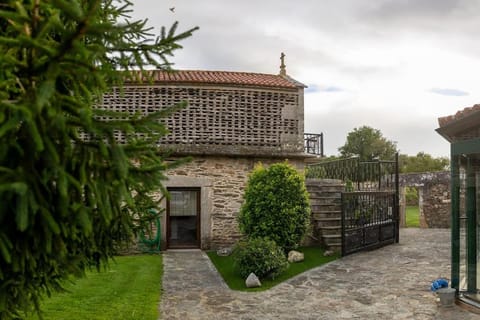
288, 250, 304, 263
324, 250, 334, 257
216, 247, 233, 257
245, 273, 261, 288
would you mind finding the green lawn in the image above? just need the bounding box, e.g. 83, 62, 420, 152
406, 205, 420, 228
26, 255, 162, 320
207, 247, 339, 291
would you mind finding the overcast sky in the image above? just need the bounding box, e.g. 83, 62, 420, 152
132, 0, 480, 157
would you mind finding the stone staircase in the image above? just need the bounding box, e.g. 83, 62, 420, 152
306, 179, 344, 253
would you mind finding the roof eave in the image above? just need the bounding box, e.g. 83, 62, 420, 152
435, 127, 453, 143
280, 74, 308, 88
436, 109, 480, 143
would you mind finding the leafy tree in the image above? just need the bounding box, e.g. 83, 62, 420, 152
399, 152, 449, 173
238, 162, 311, 251
339, 126, 398, 161
0, 0, 197, 318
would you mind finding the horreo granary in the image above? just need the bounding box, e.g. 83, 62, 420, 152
99, 57, 323, 250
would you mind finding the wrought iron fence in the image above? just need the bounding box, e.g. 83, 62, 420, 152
304, 133, 324, 156
306, 155, 398, 192
342, 191, 396, 228
306, 154, 399, 256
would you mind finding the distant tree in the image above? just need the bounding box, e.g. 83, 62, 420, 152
405, 186, 419, 206
399, 152, 449, 173
338, 126, 398, 161
0, 1, 196, 318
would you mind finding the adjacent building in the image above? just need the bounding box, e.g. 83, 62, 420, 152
437, 104, 480, 307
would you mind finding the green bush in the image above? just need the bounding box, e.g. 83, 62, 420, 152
234, 237, 288, 279
405, 186, 419, 206
238, 162, 311, 250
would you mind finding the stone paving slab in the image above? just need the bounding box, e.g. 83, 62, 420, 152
160, 229, 480, 319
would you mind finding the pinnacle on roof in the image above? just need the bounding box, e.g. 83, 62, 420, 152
279, 52, 287, 76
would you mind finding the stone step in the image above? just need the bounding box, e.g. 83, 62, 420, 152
307, 183, 344, 187
316, 217, 341, 221
315, 205, 341, 210
306, 181, 344, 187
306, 178, 341, 182
324, 243, 341, 252
322, 234, 342, 241
311, 206, 341, 213
311, 210, 342, 218
320, 225, 341, 230
309, 195, 341, 199
310, 201, 341, 207
315, 218, 341, 228
318, 226, 341, 235
313, 212, 342, 220
307, 191, 343, 198
310, 204, 341, 212
307, 184, 344, 189
320, 233, 342, 253
326, 244, 342, 253
309, 198, 341, 206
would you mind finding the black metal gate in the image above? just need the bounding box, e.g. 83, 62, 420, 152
341, 191, 398, 256
306, 154, 399, 256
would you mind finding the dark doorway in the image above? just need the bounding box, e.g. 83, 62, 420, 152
167, 188, 200, 248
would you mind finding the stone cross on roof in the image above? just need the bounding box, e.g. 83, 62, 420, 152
279, 52, 287, 76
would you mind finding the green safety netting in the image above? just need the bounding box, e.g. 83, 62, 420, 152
138, 209, 161, 253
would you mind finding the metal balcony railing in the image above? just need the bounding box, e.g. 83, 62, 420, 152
304, 133, 324, 156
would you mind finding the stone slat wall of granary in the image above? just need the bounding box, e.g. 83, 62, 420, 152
164, 156, 305, 249
99, 84, 304, 156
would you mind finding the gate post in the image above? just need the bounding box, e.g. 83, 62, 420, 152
399, 186, 406, 228
341, 192, 345, 256
395, 152, 400, 243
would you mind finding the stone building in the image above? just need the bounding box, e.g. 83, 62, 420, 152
99, 60, 322, 250
437, 104, 480, 308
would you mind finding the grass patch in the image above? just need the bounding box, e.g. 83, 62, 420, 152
26, 255, 162, 320
406, 205, 420, 228
207, 247, 339, 291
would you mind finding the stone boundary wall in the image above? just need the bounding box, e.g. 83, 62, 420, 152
399, 171, 450, 228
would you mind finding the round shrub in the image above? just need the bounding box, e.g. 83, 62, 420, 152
234, 237, 288, 279
238, 162, 311, 250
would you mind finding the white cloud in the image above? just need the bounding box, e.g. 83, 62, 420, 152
429, 88, 469, 96
132, 0, 480, 157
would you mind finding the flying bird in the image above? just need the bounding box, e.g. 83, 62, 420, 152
169, 7, 175, 13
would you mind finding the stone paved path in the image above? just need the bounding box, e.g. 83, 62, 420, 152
160, 229, 480, 319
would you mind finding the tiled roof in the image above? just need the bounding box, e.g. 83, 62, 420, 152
438, 104, 480, 127
127, 70, 304, 89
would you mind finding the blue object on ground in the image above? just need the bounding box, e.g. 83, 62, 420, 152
431, 278, 449, 292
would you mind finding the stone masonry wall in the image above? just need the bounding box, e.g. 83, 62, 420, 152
399, 172, 450, 228
164, 156, 305, 249
422, 182, 450, 228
